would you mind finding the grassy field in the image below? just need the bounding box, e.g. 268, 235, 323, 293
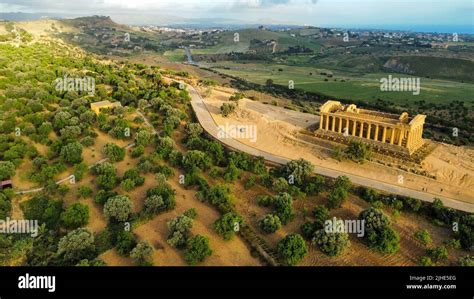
209, 61, 474, 105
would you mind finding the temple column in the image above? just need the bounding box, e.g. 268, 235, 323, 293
332, 116, 336, 132
325, 114, 329, 130
338, 117, 342, 133
390, 128, 395, 144
382, 126, 387, 143
359, 122, 364, 138
398, 129, 404, 146
343, 118, 349, 135
319, 114, 324, 130
374, 125, 379, 141
352, 120, 356, 136
366, 123, 372, 139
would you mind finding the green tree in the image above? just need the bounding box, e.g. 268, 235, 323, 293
60, 142, 83, 164
214, 212, 244, 240
359, 208, 400, 254
281, 159, 314, 186
313, 227, 350, 256
60, 203, 89, 229
0, 161, 15, 180
312, 205, 330, 229
185, 235, 212, 265
414, 230, 432, 246
426, 246, 449, 263
277, 234, 308, 266
182, 150, 211, 171
144, 195, 165, 214
130, 241, 154, 266
103, 143, 125, 162
104, 195, 133, 222
259, 214, 282, 234
135, 130, 152, 147
57, 228, 96, 264
116, 231, 137, 256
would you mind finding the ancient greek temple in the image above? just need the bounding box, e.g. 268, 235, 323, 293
317, 101, 426, 155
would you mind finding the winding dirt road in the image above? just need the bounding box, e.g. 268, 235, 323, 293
187, 83, 474, 213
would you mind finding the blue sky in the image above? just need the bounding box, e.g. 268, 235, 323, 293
1, 0, 473, 32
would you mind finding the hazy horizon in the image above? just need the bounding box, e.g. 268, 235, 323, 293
0, 0, 473, 33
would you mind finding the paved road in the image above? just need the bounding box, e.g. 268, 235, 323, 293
187, 84, 474, 213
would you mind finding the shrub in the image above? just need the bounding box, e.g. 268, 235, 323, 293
277, 234, 308, 266
244, 175, 257, 189
185, 235, 212, 265
414, 230, 432, 246
313, 228, 350, 256
214, 212, 244, 240
457, 255, 474, 266
458, 215, 473, 251
345, 141, 371, 163
418, 256, 434, 266
426, 246, 449, 263
60, 203, 89, 229
77, 186, 93, 199
221, 103, 236, 117
360, 187, 379, 203
258, 214, 282, 234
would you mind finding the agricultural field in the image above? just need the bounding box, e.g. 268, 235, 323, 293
208, 61, 474, 105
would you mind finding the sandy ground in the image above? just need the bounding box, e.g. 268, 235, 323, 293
201, 87, 474, 204
231, 173, 466, 266
131, 171, 262, 266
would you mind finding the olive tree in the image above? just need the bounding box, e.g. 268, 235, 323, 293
57, 228, 96, 264
130, 241, 154, 266
214, 212, 244, 240
0, 161, 15, 180
104, 195, 133, 222
258, 214, 282, 234
281, 159, 314, 186
277, 234, 308, 266
60, 203, 89, 229
185, 235, 212, 266
60, 142, 83, 164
